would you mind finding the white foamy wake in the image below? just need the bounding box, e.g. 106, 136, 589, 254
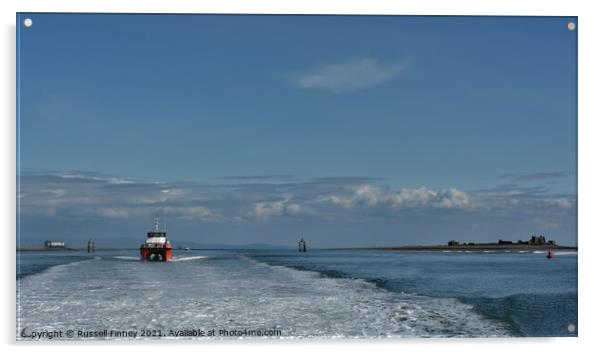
113, 256, 140, 261
171, 256, 207, 262
113, 256, 207, 262
553, 251, 578, 256
17, 254, 509, 340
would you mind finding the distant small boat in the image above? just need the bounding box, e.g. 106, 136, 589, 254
546, 250, 554, 259
184, 247, 190, 251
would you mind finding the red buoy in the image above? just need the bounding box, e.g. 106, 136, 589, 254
546, 250, 554, 259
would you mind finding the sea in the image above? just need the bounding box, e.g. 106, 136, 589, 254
16, 249, 577, 340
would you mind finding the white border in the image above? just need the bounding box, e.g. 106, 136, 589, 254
2, 1, 600, 354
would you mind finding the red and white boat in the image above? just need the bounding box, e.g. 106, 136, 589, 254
140, 217, 173, 261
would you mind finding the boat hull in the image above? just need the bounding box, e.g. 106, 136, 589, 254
140, 245, 173, 261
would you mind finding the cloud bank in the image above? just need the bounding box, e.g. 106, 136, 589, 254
17, 171, 576, 246
317, 185, 470, 210
19, 171, 574, 220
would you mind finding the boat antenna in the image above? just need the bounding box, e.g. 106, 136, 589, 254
154, 216, 160, 232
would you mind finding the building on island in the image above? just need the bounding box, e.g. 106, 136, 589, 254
44, 240, 65, 248
529, 235, 556, 245
447, 234, 558, 248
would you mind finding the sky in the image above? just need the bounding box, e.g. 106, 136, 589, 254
17, 14, 577, 247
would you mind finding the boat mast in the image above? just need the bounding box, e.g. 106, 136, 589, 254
154, 216, 160, 232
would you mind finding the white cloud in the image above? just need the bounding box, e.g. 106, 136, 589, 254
18, 172, 220, 222
162, 206, 220, 221
92, 205, 221, 221
54, 171, 134, 185
541, 198, 572, 209
99, 207, 131, 219
432, 188, 471, 209
250, 196, 309, 219
292, 58, 408, 93
285, 203, 304, 214
317, 185, 470, 210
251, 201, 285, 218
472, 184, 576, 213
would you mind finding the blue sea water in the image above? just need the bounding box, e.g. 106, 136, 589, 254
16, 249, 577, 339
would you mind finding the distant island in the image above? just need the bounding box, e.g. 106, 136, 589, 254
357, 235, 577, 252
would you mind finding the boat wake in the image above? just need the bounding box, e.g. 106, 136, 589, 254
112, 256, 140, 261
553, 251, 578, 256
112, 255, 207, 262
171, 256, 207, 262
17, 252, 510, 339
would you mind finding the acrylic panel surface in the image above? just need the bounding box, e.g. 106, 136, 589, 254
16, 13, 577, 340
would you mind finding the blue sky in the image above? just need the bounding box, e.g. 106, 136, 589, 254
17, 14, 577, 247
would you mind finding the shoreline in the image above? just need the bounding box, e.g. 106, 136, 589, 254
16, 247, 132, 252
17, 245, 579, 252
344, 244, 578, 252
